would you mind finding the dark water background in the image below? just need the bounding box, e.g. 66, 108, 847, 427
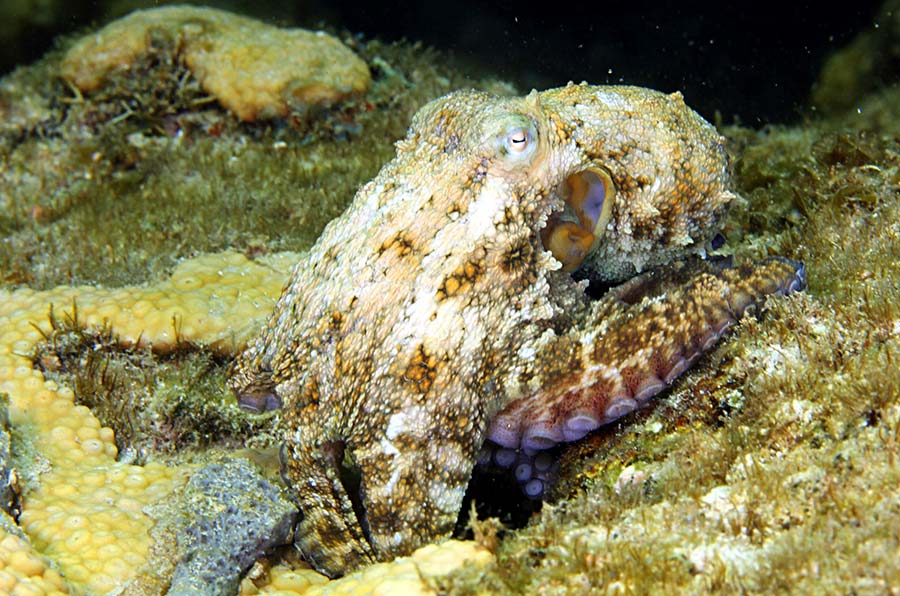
1, 0, 883, 125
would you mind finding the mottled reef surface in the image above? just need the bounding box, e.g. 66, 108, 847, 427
1, 4, 899, 594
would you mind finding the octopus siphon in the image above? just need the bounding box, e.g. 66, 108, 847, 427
228, 83, 806, 577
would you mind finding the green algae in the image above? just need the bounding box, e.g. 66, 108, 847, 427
31, 307, 283, 466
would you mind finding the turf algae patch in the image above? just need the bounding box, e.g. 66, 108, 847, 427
32, 309, 284, 465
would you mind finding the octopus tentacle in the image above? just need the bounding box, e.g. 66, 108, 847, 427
487, 257, 806, 495
353, 427, 478, 564
287, 388, 485, 577
287, 439, 377, 576
226, 84, 807, 575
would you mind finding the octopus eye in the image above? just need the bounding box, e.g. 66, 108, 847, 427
506, 127, 531, 153
540, 166, 617, 272
491, 114, 538, 162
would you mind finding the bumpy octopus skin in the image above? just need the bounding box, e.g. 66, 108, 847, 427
227, 83, 806, 577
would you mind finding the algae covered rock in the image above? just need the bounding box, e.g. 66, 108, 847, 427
61, 5, 371, 121
811, 0, 900, 116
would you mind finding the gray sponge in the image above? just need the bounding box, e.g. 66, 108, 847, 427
166, 458, 297, 596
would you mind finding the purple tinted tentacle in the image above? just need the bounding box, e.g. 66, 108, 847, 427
477, 442, 561, 499
516, 451, 559, 499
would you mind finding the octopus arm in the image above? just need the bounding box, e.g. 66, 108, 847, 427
291, 389, 485, 577
488, 257, 806, 459
289, 437, 377, 576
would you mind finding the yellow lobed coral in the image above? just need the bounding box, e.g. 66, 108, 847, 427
0, 251, 491, 594
0, 530, 69, 595
61, 6, 371, 121
1, 252, 292, 592
243, 540, 493, 596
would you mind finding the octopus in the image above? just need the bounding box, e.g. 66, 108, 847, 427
227, 83, 806, 578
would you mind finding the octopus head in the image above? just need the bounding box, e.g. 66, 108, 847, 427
472, 84, 733, 282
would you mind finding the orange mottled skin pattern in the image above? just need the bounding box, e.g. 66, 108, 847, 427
228, 84, 804, 577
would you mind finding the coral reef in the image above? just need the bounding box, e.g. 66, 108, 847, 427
229, 83, 804, 577
0, 252, 288, 592
1, 1, 899, 593
0, 252, 490, 594
0, 396, 15, 516
0, 11, 512, 591
0, 530, 69, 594
0, 23, 510, 290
